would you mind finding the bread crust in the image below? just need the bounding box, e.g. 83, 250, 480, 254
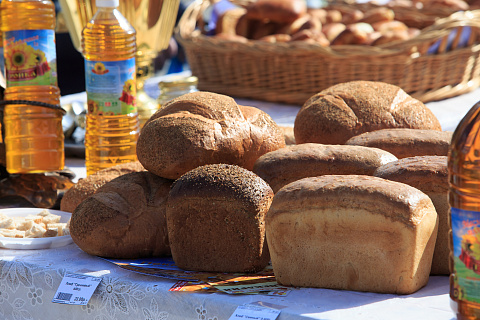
137, 91, 285, 179
266, 175, 438, 294
70, 171, 172, 259
166, 164, 273, 273
345, 128, 452, 159
60, 161, 145, 213
294, 81, 442, 145
253, 143, 397, 193
374, 156, 449, 275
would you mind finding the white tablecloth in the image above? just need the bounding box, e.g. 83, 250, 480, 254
0, 243, 453, 320
3, 85, 478, 320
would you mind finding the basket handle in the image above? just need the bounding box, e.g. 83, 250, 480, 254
379, 9, 480, 53
176, 0, 212, 40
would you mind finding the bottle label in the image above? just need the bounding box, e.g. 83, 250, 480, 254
85, 58, 137, 115
451, 207, 480, 303
3, 29, 58, 87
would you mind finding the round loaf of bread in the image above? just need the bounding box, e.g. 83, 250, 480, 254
266, 174, 438, 294
373, 156, 448, 275
253, 143, 398, 193
136, 91, 285, 180
60, 161, 145, 213
166, 164, 273, 273
345, 128, 452, 159
70, 171, 172, 258
294, 81, 442, 145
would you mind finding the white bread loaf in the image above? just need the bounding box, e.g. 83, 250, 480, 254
266, 175, 438, 294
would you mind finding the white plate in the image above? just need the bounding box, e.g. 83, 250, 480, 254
0, 208, 73, 250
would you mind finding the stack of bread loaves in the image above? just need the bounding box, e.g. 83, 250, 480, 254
259, 80, 449, 293
68, 81, 448, 294
68, 91, 285, 261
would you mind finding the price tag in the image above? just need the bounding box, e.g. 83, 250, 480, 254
52, 273, 102, 305
228, 303, 281, 320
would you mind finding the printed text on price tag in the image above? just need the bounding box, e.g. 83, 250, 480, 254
228, 303, 282, 320
52, 273, 102, 305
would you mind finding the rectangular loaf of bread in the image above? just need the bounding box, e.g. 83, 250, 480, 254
266, 175, 438, 294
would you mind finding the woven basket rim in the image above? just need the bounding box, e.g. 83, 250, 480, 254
176, 0, 480, 104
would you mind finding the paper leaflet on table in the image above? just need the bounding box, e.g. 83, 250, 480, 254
102, 257, 291, 295
101, 257, 201, 281
171, 267, 291, 295
169, 280, 291, 296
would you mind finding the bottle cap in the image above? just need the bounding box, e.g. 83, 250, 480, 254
96, 0, 119, 7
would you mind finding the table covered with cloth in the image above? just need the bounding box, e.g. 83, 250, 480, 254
2, 83, 479, 320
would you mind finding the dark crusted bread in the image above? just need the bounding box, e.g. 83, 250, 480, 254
374, 155, 449, 275
294, 81, 442, 145
60, 161, 145, 213
345, 128, 452, 159
266, 174, 438, 294
253, 143, 397, 193
166, 164, 273, 273
69, 171, 173, 259
136, 91, 285, 180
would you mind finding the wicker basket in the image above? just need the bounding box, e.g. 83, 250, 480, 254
176, 0, 480, 105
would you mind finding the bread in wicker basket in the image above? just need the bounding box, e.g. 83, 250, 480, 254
176, 0, 480, 104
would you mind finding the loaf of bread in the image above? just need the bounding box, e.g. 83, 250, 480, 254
60, 161, 145, 213
253, 143, 397, 193
345, 128, 452, 159
331, 22, 374, 45
245, 0, 307, 23
136, 91, 286, 180
266, 175, 438, 294
69, 171, 172, 258
166, 164, 273, 273
374, 156, 449, 275
294, 81, 442, 145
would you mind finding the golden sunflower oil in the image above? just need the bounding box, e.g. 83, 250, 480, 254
82, 0, 139, 176
448, 101, 480, 319
0, 0, 64, 173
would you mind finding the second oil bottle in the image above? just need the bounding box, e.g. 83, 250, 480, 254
82, 0, 140, 176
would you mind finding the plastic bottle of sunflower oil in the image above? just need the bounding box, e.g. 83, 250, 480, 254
0, 0, 64, 173
82, 0, 139, 175
448, 101, 480, 319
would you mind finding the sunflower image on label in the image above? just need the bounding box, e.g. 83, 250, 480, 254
85, 58, 136, 115
451, 207, 480, 303
3, 29, 57, 87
